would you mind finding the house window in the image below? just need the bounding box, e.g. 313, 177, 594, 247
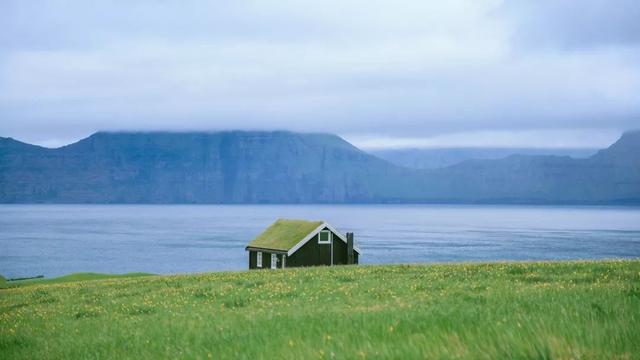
271, 253, 277, 269
256, 251, 262, 268
318, 230, 332, 244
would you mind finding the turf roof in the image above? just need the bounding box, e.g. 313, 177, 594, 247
247, 219, 323, 252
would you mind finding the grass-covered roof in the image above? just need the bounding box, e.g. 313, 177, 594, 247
247, 219, 323, 252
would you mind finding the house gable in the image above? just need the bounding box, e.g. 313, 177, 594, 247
287, 222, 361, 256
286, 227, 359, 267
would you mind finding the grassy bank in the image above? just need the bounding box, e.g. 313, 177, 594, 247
0, 272, 152, 289
1, 260, 639, 359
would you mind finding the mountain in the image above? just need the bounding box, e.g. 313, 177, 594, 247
0, 131, 417, 203
371, 147, 598, 169
411, 130, 640, 204
1, 130, 639, 204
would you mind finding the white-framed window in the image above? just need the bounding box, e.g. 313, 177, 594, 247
271, 253, 277, 269
256, 251, 262, 268
318, 230, 332, 244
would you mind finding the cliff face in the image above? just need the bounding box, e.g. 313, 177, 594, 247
1, 130, 639, 204
0, 131, 412, 203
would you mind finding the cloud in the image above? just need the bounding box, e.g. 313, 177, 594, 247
0, 0, 638, 148
349, 129, 622, 150
502, 0, 640, 49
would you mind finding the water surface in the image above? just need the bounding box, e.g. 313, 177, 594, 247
1, 205, 638, 278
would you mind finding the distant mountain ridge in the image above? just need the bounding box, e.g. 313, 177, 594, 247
371, 147, 598, 169
1, 130, 639, 204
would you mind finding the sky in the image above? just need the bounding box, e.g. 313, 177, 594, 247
1, 0, 639, 149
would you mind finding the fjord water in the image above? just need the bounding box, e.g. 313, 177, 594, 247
1, 205, 639, 278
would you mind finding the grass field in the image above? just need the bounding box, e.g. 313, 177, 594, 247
1, 260, 639, 359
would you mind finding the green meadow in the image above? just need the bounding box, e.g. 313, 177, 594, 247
1, 260, 639, 359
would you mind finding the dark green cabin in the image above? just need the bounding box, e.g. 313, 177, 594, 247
245, 219, 360, 269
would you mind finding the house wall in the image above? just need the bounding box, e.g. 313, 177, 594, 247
286, 228, 358, 267
332, 235, 348, 265
248, 250, 284, 270
286, 233, 327, 267
330, 235, 359, 265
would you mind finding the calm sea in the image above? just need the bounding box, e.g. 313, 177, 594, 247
1, 205, 639, 278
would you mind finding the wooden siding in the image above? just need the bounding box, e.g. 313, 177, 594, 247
332, 234, 348, 265
286, 233, 326, 267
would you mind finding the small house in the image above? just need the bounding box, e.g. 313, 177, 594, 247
246, 219, 360, 269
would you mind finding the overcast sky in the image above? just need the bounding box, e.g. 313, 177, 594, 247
1, 0, 639, 149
